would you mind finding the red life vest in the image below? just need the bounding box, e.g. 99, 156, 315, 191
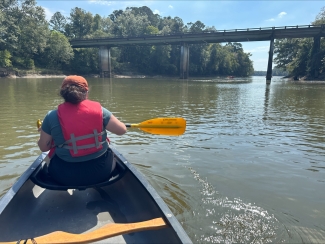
50, 100, 107, 158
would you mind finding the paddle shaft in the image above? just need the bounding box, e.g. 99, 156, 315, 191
37, 117, 186, 136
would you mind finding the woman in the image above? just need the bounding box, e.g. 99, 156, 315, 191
38, 75, 127, 186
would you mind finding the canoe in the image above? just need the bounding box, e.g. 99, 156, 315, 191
0, 147, 192, 244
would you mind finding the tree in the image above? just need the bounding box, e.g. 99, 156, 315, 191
0, 50, 12, 67
109, 9, 123, 22
144, 25, 159, 35
288, 39, 312, 78
65, 7, 93, 38
312, 6, 325, 25
11, 0, 49, 68
187, 20, 205, 32
42, 31, 74, 68
0, 0, 19, 51
49, 12, 67, 33
158, 16, 185, 34
274, 6, 325, 79
127, 6, 160, 27
112, 10, 150, 37
274, 39, 300, 70
68, 48, 99, 74
92, 14, 101, 32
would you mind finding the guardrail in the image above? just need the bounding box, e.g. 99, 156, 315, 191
212, 24, 324, 33
70, 24, 325, 41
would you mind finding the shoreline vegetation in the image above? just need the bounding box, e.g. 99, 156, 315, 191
1, 2, 324, 81
1, 71, 324, 81
1, 67, 323, 81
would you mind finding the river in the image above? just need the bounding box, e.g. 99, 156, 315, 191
0, 76, 324, 243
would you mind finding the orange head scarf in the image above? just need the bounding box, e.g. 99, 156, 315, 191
61, 75, 89, 91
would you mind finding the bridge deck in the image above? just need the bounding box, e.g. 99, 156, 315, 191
70, 25, 325, 48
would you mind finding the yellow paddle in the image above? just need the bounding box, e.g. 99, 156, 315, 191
0, 217, 167, 244
37, 118, 186, 136
126, 117, 186, 136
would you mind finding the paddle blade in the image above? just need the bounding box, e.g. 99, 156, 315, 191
131, 117, 186, 128
37, 119, 42, 129
140, 127, 186, 136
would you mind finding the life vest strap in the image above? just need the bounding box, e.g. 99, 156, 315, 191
61, 141, 107, 153
64, 130, 106, 144
58, 130, 107, 155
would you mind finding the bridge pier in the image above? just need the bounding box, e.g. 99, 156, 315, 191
99, 46, 111, 78
180, 43, 189, 79
266, 37, 274, 84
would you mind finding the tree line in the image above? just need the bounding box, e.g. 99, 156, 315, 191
254, 67, 288, 77
0, 0, 253, 77
274, 7, 325, 80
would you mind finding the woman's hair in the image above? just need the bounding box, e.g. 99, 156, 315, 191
60, 84, 87, 104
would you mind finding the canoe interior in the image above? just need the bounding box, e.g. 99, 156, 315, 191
0, 152, 187, 243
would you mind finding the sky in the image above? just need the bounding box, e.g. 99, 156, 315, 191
36, 0, 325, 71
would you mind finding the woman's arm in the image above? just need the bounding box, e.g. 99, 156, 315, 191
38, 129, 53, 152
105, 115, 127, 136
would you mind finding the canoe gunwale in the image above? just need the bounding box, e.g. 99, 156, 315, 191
0, 152, 47, 215
111, 147, 192, 244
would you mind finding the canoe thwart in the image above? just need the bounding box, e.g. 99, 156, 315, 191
1, 217, 167, 244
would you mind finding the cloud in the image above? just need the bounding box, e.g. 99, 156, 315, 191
168, 5, 173, 9
42, 7, 53, 21
153, 9, 160, 15
266, 11, 287, 22
244, 46, 269, 53
88, 0, 112, 6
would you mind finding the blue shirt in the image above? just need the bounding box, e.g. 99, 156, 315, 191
42, 106, 112, 162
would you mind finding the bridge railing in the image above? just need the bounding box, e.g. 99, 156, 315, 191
198, 24, 324, 33
70, 24, 325, 41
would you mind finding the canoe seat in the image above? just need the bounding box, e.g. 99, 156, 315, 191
30, 158, 126, 191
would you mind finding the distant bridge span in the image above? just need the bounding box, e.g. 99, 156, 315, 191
70, 25, 325, 82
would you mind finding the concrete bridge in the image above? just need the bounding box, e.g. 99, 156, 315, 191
70, 24, 325, 83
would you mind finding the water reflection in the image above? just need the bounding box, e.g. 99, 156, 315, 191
0, 77, 324, 243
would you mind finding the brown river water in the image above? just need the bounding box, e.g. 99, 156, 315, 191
0, 76, 324, 243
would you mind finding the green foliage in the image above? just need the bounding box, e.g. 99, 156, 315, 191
2, 2, 254, 77
112, 10, 150, 37
274, 7, 325, 79
312, 6, 325, 25
187, 21, 205, 32
0, 50, 12, 67
144, 25, 159, 35
65, 7, 94, 38
49, 12, 67, 33
68, 48, 99, 74
42, 31, 74, 68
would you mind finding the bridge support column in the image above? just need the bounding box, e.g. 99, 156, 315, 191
310, 36, 321, 78
99, 46, 111, 78
266, 38, 274, 84
180, 43, 189, 79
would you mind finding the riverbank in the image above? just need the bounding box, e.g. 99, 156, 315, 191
283, 73, 325, 81
0, 68, 167, 79
3, 73, 170, 79
1, 67, 324, 81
